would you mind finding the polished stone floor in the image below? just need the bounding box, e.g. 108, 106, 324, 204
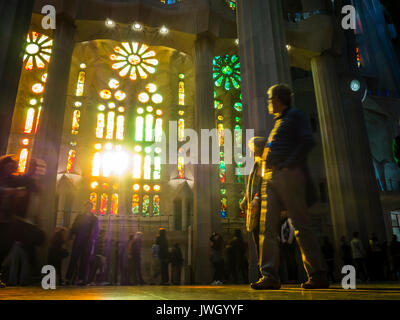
1, 283, 400, 300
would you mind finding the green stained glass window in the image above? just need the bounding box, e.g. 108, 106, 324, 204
214, 100, 223, 109
213, 54, 241, 91
234, 102, 242, 112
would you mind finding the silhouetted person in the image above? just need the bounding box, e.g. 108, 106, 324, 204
278, 212, 298, 284
170, 243, 183, 285
130, 232, 145, 285
65, 202, 99, 285
367, 233, 384, 280
88, 232, 107, 285
321, 236, 336, 283
150, 242, 161, 285
47, 227, 69, 286
156, 228, 170, 285
340, 236, 353, 267
389, 235, 400, 280
350, 232, 368, 281
210, 232, 225, 285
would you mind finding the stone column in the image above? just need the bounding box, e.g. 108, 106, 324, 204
192, 32, 220, 284
311, 52, 386, 245
236, 0, 292, 137
31, 14, 76, 235
0, 0, 34, 155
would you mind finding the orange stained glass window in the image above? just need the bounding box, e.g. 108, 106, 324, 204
217, 123, 224, 146
178, 155, 185, 179
116, 115, 124, 140
132, 194, 140, 215
89, 192, 97, 214
178, 118, 185, 142
96, 113, 105, 138
18, 148, 29, 173
71, 110, 80, 135
111, 193, 118, 215
24, 108, 35, 133
66, 149, 76, 173
35, 106, 42, 134
178, 80, 185, 105
153, 195, 160, 216
106, 111, 115, 139
100, 193, 108, 215
76, 71, 85, 96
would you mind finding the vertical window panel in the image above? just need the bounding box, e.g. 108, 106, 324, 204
100, 193, 108, 215
142, 195, 149, 217
102, 152, 113, 177
111, 193, 118, 215
144, 155, 151, 180
178, 80, 185, 105
217, 123, 224, 146
234, 125, 242, 148
178, 155, 185, 179
71, 110, 80, 135
89, 192, 97, 214
132, 194, 140, 215
17, 148, 29, 173
116, 115, 124, 140
219, 161, 226, 183
76, 71, 85, 96
35, 106, 42, 134
135, 116, 143, 141
153, 156, 161, 180
145, 114, 153, 141
106, 111, 115, 139
66, 149, 76, 173
178, 119, 185, 142
24, 108, 35, 133
133, 154, 142, 179
153, 195, 160, 216
155, 118, 163, 142
96, 113, 105, 138
92, 152, 101, 176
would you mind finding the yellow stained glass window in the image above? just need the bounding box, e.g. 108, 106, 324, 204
100, 193, 108, 215
17, 148, 29, 173
178, 155, 185, 179
116, 115, 124, 140
135, 116, 143, 141
96, 113, 105, 138
66, 149, 76, 173
178, 118, 185, 142
218, 123, 224, 146
179, 80, 184, 105
145, 114, 153, 142
76, 71, 85, 96
111, 193, 118, 215
153, 195, 160, 216
106, 111, 115, 139
89, 192, 97, 214
155, 118, 163, 142
71, 110, 80, 135
24, 108, 35, 134
132, 194, 140, 215
92, 152, 101, 176
35, 106, 42, 134
153, 156, 161, 180
142, 194, 150, 216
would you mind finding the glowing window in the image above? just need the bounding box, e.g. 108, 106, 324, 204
24, 32, 53, 71
32, 83, 44, 94
145, 114, 153, 141
100, 89, 112, 99
90, 181, 98, 189
18, 148, 29, 173
178, 80, 185, 105
66, 149, 76, 173
102, 151, 113, 177
155, 118, 163, 142
213, 54, 241, 91
108, 79, 120, 89
92, 152, 101, 176
178, 119, 185, 142
152, 93, 163, 104
100, 193, 108, 215
135, 116, 144, 141
111, 193, 118, 215
76, 71, 85, 96
96, 113, 105, 138
142, 195, 150, 216
217, 123, 224, 146
132, 194, 140, 215
144, 184, 151, 192
153, 156, 161, 180
146, 83, 157, 93
153, 195, 160, 216
220, 197, 227, 218
234, 102, 242, 112
71, 110, 80, 135
133, 184, 140, 191
24, 108, 35, 134
89, 192, 97, 214
106, 111, 115, 139
214, 100, 223, 109
35, 107, 42, 134
154, 185, 161, 192
114, 90, 126, 101
219, 161, 226, 183
234, 125, 242, 148
144, 155, 151, 180
116, 115, 124, 140
138, 92, 149, 103
178, 155, 185, 179
133, 154, 142, 179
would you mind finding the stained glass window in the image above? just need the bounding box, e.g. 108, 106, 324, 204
155, 118, 163, 142
142, 195, 150, 216
213, 55, 241, 91
106, 111, 115, 139
178, 79, 185, 105
116, 115, 124, 140
133, 154, 142, 179
92, 152, 101, 176
71, 110, 80, 135
96, 113, 105, 138
144, 155, 151, 180
145, 114, 153, 141
217, 123, 224, 146
153, 156, 161, 180
66, 149, 76, 173
153, 195, 160, 216
110, 42, 158, 81
24, 108, 35, 134
178, 155, 185, 179
132, 194, 140, 215
219, 161, 226, 183
89, 192, 97, 214
100, 193, 108, 215
111, 193, 118, 215
178, 119, 185, 142
76, 71, 85, 96
135, 116, 144, 141
234, 124, 242, 148
23, 32, 53, 71
18, 148, 29, 173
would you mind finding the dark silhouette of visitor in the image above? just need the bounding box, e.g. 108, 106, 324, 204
340, 235, 353, 267
47, 227, 69, 286
210, 232, 225, 285
170, 243, 184, 285
350, 231, 368, 281
130, 232, 145, 285
156, 228, 170, 285
65, 202, 99, 286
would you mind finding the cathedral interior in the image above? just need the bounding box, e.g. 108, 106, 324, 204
1, 0, 400, 284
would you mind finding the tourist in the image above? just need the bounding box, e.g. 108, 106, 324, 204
251, 84, 328, 290
350, 232, 369, 281
170, 243, 183, 285
156, 228, 170, 285
130, 232, 145, 285
65, 202, 99, 286
47, 227, 69, 286
210, 232, 225, 285
150, 242, 161, 285
340, 235, 353, 267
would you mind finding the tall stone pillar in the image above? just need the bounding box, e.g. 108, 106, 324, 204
236, 0, 292, 137
0, 0, 34, 155
192, 33, 220, 284
31, 14, 76, 235
311, 52, 386, 245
